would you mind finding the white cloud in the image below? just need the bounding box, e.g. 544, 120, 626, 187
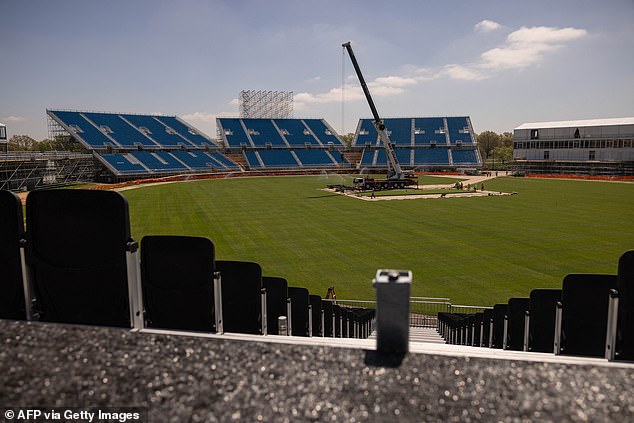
306, 76, 321, 83
474, 20, 502, 33
229, 98, 239, 106
295, 84, 364, 105
181, 112, 218, 122
442, 64, 487, 81
478, 26, 587, 72
294, 23, 588, 100
4, 115, 27, 123
296, 75, 419, 107
446, 25, 588, 79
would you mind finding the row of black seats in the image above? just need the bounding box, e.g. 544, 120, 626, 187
0, 189, 374, 338
437, 252, 633, 361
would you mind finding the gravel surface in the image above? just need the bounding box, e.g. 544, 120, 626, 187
1, 319, 633, 422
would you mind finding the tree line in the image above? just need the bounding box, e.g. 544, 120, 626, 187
6, 135, 87, 153
476, 130, 513, 165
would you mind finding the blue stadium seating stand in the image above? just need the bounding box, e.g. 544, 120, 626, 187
100, 153, 148, 175
217, 117, 344, 169
82, 112, 158, 148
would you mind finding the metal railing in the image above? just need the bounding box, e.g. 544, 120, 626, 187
324, 297, 490, 329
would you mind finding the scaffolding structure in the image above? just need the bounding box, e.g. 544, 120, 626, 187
0, 152, 96, 191
239, 90, 293, 119
47, 114, 72, 145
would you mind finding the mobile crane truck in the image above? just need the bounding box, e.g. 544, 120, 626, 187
343, 41, 417, 191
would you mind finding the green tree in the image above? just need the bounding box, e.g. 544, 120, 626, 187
8, 135, 37, 151
476, 130, 501, 160
339, 133, 355, 148
490, 146, 513, 167
500, 132, 513, 147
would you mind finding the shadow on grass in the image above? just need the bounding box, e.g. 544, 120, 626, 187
305, 194, 344, 199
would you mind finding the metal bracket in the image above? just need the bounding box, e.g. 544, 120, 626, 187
373, 269, 411, 353
260, 288, 267, 335
605, 289, 619, 360
554, 301, 563, 355
523, 311, 530, 352
214, 272, 224, 334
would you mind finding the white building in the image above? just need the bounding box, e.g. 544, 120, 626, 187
0, 122, 7, 153
513, 117, 634, 175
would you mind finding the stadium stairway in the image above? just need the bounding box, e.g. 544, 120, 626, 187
368, 327, 446, 344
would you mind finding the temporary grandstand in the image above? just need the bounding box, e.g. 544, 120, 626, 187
41, 111, 484, 182
47, 110, 241, 181
216, 117, 349, 170
353, 116, 482, 171
512, 117, 634, 176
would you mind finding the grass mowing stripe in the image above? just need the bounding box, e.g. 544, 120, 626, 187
122, 176, 634, 305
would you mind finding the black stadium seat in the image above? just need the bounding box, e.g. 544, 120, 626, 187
26, 189, 134, 327
472, 313, 483, 346
216, 260, 263, 334
505, 298, 530, 351
333, 304, 342, 337
340, 308, 350, 338
141, 236, 215, 332
527, 289, 561, 352
0, 190, 26, 320
560, 274, 617, 357
322, 300, 334, 337
262, 276, 288, 335
288, 287, 310, 337
491, 304, 508, 349
481, 309, 494, 347
309, 294, 322, 336
617, 251, 634, 360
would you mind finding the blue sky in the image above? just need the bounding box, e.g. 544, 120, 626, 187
1, 0, 633, 140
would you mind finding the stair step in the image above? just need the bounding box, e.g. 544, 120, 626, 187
368, 327, 446, 344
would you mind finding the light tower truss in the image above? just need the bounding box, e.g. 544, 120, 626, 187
239, 90, 293, 119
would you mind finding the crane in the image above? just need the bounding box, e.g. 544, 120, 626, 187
342, 41, 416, 190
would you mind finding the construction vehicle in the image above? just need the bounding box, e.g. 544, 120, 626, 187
342, 41, 417, 191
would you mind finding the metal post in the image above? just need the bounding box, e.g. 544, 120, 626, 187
605, 289, 619, 360
488, 319, 493, 348
18, 240, 34, 321
554, 301, 563, 355
331, 311, 336, 338
125, 240, 144, 330
286, 298, 292, 336
502, 315, 509, 350
321, 310, 325, 337
373, 269, 411, 353
261, 288, 267, 335
308, 304, 313, 337
278, 316, 288, 335
479, 321, 484, 347
214, 272, 224, 334
471, 323, 476, 346
523, 311, 530, 352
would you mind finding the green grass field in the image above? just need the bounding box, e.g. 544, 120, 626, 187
121, 175, 634, 306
